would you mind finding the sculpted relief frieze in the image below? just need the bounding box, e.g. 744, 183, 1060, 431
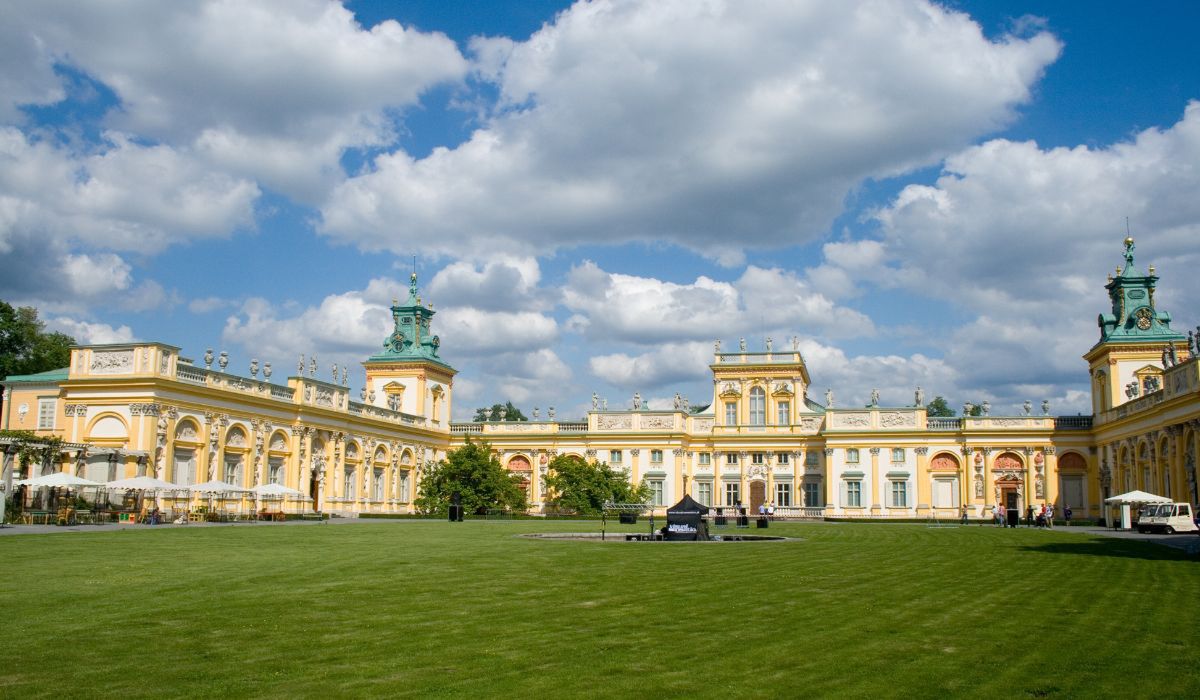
640, 415, 674, 430
691, 418, 714, 433
597, 414, 633, 431
831, 412, 871, 429
90, 350, 133, 375
879, 412, 916, 428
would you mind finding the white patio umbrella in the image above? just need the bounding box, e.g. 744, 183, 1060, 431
250, 483, 302, 497
17, 472, 104, 488
188, 480, 250, 494
105, 475, 185, 491
250, 483, 303, 519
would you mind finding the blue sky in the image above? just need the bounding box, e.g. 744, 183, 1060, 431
3, 0, 1198, 420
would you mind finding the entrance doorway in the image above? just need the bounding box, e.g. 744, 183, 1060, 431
1005, 490, 1019, 510
310, 477, 320, 511
749, 481, 766, 514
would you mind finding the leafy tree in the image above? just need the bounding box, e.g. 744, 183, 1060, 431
542, 454, 650, 515
472, 401, 528, 422
966, 402, 984, 417
0, 302, 74, 379
415, 438, 528, 516
925, 396, 955, 417
689, 403, 710, 415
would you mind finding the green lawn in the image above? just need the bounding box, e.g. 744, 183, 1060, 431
3, 521, 1198, 698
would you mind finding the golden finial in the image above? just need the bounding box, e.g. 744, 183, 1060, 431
1124, 236, 1134, 247
1148, 265, 1155, 275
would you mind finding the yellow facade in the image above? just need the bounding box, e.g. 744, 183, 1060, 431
3, 245, 1199, 520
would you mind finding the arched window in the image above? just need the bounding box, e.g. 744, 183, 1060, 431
749, 387, 766, 426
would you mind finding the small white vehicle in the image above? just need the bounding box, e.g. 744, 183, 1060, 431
1137, 502, 1199, 534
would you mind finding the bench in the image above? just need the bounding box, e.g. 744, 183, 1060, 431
300, 513, 325, 523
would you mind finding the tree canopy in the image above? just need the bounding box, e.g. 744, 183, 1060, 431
0, 302, 74, 380
472, 401, 528, 422
542, 454, 649, 515
415, 438, 528, 516
924, 396, 955, 417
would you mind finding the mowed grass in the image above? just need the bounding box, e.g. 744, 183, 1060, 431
2, 520, 1199, 698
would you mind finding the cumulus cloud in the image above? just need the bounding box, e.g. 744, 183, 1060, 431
861, 100, 1200, 408
425, 256, 549, 312
562, 261, 873, 345
4, 0, 469, 201
589, 341, 714, 389
322, 0, 1060, 259
46, 317, 136, 344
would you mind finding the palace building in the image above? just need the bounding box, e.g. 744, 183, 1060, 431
3, 238, 1199, 520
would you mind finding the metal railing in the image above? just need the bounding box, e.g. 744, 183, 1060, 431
1053, 415, 1093, 430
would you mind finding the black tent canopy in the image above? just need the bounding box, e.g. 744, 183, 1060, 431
663, 494, 710, 541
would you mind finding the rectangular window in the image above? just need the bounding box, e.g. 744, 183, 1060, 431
749, 389, 765, 425
751, 452, 765, 465
37, 399, 55, 430
268, 458, 283, 485
726, 452, 739, 465
724, 482, 741, 506
775, 482, 792, 507
777, 453, 789, 465
399, 473, 410, 503
845, 481, 861, 507
890, 481, 908, 508
609, 450, 622, 464
776, 401, 790, 426
725, 402, 737, 425
891, 448, 905, 463
373, 469, 384, 500
698, 453, 711, 466
650, 449, 663, 463
846, 448, 859, 464
224, 457, 242, 487
697, 482, 712, 506
803, 482, 821, 507
649, 480, 664, 506
345, 470, 356, 499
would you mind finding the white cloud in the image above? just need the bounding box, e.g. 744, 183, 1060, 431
5, 0, 469, 202
189, 296, 234, 314
589, 341, 713, 390
864, 100, 1200, 408
322, 0, 1060, 259
46, 317, 136, 344
562, 261, 873, 345
425, 256, 549, 312
436, 307, 559, 357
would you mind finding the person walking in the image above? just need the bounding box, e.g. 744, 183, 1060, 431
999, 504, 1007, 528
1046, 503, 1054, 529
960, 505, 968, 525
1065, 504, 1073, 525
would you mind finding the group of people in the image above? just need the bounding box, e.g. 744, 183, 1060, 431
756, 502, 777, 518
989, 503, 1072, 528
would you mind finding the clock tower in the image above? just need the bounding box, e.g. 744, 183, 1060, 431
1083, 237, 1187, 414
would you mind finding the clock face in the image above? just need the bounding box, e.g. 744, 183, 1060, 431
1134, 307, 1153, 330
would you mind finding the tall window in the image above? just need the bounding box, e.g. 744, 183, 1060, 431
776, 401, 790, 426
37, 399, 55, 430
846, 481, 862, 507
890, 481, 908, 508
775, 482, 792, 507
891, 448, 905, 463
749, 387, 766, 425
697, 482, 712, 506
649, 480, 664, 506
777, 453, 789, 465
399, 473, 410, 503
803, 482, 821, 507
268, 458, 283, 485
725, 482, 741, 506
726, 452, 739, 465
224, 456, 242, 486
725, 402, 737, 425
846, 448, 860, 464
345, 470, 356, 499
373, 469, 384, 500
650, 449, 663, 463
751, 452, 765, 465
610, 450, 622, 464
